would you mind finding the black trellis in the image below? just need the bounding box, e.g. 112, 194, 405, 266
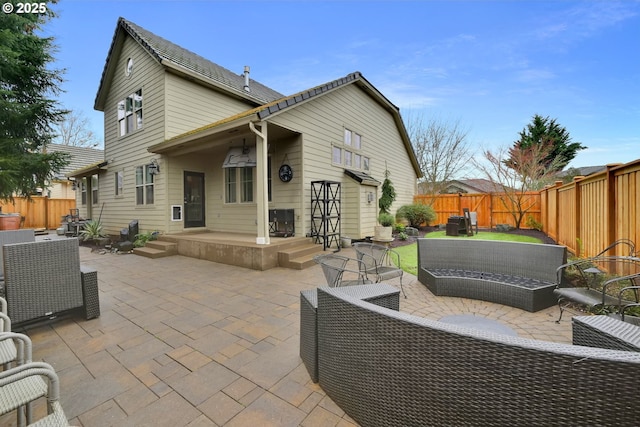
310, 180, 341, 251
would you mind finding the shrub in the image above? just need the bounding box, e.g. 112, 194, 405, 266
396, 204, 436, 228
134, 231, 159, 248
525, 215, 543, 231
78, 220, 106, 242
398, 231, 408, 241
378, 212, 395, 227
393, 223, 406, 233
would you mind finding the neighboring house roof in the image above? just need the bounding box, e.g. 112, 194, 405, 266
94, 17, 284, 110
556, 165, 607, 178
442, 179, 510, 194
46, 144, 104, 180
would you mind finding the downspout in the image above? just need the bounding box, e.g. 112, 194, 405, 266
250, 121, 270, 245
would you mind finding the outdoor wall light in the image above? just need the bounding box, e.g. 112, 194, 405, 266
148, 159, 160, 175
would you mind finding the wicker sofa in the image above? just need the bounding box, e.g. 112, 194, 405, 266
314, 285, 640, 427
418, 238, 567, 312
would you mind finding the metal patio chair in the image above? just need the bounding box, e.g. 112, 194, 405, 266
313, 254, 373, 287
352, 242, 405, 298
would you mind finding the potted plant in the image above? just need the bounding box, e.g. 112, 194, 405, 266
375, 212, 395, 241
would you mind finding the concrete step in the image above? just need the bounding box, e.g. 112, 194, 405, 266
133, 246, 169, 259
145, 240, 178, 255
278, 242, 325, 269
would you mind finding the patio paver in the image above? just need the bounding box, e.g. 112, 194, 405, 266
1, 238, 572, 426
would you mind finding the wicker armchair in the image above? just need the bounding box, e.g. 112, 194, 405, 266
2, 239, 87, 325
0, 362, 70, 427
313, 254, 373, 287
352, 242, 405, 297
0, 297, 33, 370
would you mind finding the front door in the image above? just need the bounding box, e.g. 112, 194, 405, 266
184, 171, 205, 228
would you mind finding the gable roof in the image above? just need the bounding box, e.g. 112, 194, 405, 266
94, 18, 284, 110
556, 165, 607, 178
151, 71, 423, 178
46, 144, 104, 180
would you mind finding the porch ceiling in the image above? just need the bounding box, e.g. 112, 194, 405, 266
149, 122, 298, 157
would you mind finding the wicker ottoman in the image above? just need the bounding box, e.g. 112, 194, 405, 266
300, 284, 400, 383
80, 266, 100, 320
572, 315, 640, 352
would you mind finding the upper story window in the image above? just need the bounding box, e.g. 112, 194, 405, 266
118, 89, 143, 137
333, 128, 370, 171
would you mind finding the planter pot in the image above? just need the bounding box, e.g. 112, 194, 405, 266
340, 236, 352, 248
374, 225, 393, 241
0, 214, 21, 230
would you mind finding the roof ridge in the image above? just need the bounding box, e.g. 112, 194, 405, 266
102, 18, 284, 106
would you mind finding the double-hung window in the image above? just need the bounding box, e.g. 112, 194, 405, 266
118, 89, 143, 136
225, 167, 254, 203
135, 165, 154, 205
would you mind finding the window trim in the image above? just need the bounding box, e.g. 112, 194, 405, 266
118, 89, 143, 137
224, 167, 255, 204
135, 165, 154, 205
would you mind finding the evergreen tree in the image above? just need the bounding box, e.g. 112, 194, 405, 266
512, 115, 586, 172
0, 4, 69, 201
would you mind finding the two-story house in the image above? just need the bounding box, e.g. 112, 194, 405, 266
70, 17, 421, 269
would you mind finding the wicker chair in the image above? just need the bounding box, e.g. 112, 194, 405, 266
313, 254, 373, 287
0, 297, 33, 370
352, 242, 405, 297
2, 239, 86, 325
0, 362, 70, 427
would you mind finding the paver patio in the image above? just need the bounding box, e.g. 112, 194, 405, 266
1, 237, 572, 426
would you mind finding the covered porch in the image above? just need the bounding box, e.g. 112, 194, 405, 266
155, 231, 326, 271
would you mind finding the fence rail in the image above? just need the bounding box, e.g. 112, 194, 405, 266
0, 197, 75, 230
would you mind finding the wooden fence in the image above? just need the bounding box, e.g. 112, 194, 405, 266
415, 158, 640, 259
413, 192, 542, 230
539, 160, 640, 258
0, 197, 75, 230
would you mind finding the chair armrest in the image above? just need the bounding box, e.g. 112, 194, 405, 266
0, 331, 33, 364
0, 312, 10, 332
0, 361, 60, 402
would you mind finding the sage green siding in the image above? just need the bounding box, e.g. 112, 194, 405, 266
268, 84, 417, 238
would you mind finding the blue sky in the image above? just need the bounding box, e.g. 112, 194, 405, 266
44, 0, 639, 169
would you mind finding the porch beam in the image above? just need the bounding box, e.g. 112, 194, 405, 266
250, 121, 270, 245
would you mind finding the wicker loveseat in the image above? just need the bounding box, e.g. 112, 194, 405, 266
313, 285, 640, 427
418, 238, 567, 312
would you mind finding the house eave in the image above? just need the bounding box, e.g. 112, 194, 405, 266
148, 112, 259, 154
67, 161, 109, 178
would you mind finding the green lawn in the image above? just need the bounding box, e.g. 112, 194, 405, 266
392, 232, 543, 276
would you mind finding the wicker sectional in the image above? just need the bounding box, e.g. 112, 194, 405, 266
314, 285, 640, 427
418, 238, 567, 312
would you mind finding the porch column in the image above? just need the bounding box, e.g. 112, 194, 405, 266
251, 121, 270, 245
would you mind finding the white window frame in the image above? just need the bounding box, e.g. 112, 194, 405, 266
335, 128, 367, 170
118, 89, 143, 137
225, 167, 254, 204
135, 165, 154, 205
